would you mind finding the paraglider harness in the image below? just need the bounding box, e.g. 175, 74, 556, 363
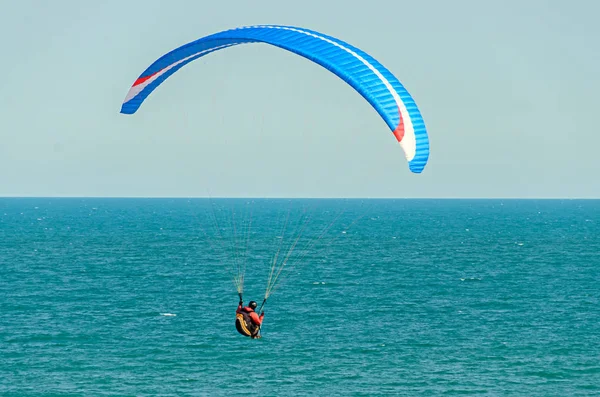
235, 294, 266, 338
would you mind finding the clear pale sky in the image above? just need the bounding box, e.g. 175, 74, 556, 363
1, 0, 598, 198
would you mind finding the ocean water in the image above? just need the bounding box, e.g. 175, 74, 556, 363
1, 198, 599, 396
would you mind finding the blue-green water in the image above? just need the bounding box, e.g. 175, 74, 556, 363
1, 198, 599, 396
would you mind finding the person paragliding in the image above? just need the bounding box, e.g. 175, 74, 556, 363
235, 295, 264, 339
120, 24, 432, 338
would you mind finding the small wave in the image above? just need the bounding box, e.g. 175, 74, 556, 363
160, 313, 176, 317
460, 277, 482, 282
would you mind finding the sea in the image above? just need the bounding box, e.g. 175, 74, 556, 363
1, 198, 598, 396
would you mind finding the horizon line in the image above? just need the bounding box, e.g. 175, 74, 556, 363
1, 196, 599, 200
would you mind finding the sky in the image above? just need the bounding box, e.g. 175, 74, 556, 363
1, 0, 598, 198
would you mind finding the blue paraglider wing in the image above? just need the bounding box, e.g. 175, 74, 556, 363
121, 25, 429, 173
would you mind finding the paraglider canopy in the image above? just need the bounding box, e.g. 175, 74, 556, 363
120, 25, 430, 174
